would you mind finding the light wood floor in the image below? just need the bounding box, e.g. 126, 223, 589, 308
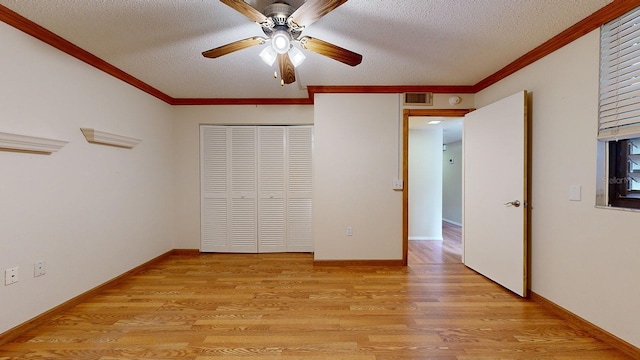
0, 249, 633, 359
408, 221, 462, 264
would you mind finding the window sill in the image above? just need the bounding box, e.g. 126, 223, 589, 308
595, 205, 640, 213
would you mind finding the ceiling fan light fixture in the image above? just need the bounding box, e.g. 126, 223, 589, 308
271, 30, 291, 54
259, 46, 277, 66
288, 46, 306, 67
206, 0, 362, 81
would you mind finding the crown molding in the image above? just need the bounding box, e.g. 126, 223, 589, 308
473, 0, 639, 91
171, 97, 314, 106
170, 85, 475, 105
0, 131, 68, 154
80, 128, 141, 149
307, 85, 476, 95
0, 5, 173, 104
1, 1, 634, 105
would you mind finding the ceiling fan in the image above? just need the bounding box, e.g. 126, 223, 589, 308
202, 0, 363, 85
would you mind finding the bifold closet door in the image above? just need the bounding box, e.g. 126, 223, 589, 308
201, 125, 312, 253
201, 126, 227, 252
287, 126, 313, 252
257, 127, 287, 252
258, 126, 313, 252
201, 126, 257, 253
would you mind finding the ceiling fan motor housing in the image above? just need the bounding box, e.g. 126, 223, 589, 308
262, 2, 302, 40
264, 3, 292, 25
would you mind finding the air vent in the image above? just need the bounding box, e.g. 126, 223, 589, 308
403, 92, 433, 106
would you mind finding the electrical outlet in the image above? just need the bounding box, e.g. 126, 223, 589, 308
34, 261, 46, 277
5, 267, 18, 285
392, 179, 404, 190
346, 226, 353, 236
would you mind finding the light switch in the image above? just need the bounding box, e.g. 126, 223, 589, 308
569, 185, 581, 201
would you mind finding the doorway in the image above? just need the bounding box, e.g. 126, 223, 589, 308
402, 109, 473, 266
404, 93, 529, 296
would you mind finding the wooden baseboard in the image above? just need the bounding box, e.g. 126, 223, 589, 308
313, 259, 404, 266
0, 249, 176, 346
530, 291, 639, 359
170, 248, 201, 255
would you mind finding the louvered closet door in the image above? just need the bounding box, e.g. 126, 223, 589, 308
200, 126, 229, 252
201, 126, 257, 253
258, 127, 286, 252
201, 125, 312, 253
229, 127, 258, 252
287, 126, 313, 252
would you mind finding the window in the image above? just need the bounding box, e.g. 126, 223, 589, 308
608, 138, 640, 208
599, 6, 640, 209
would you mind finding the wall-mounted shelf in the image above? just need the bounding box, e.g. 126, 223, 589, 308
0, 131, 68, 154
80, 128, 141, 149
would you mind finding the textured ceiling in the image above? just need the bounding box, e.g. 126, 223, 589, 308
0, 0, 612, 99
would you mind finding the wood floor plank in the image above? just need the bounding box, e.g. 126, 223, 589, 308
0, 250, 634, 359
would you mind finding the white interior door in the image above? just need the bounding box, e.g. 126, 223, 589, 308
463, 90, 529, 297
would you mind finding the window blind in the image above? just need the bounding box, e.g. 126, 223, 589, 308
598, 6, 640, 141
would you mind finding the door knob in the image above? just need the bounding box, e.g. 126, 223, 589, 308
504, 200, 521, 207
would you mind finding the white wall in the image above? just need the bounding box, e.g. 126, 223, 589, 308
442, 140, 462, 225
0, 22, 175, 334
409, 128, 443, 240
313, 94, 403, 260
475, 30, 640, 348
172, 105, 314, 250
